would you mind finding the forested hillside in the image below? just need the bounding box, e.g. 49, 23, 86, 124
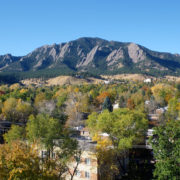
1, 37, 180, 83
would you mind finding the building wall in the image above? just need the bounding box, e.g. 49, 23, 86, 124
80, 130, 90, 137
68, 151, 98, 180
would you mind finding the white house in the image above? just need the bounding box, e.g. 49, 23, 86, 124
144, 78, 151, 83
104, 80, 110, 84
113, 103, 119, 110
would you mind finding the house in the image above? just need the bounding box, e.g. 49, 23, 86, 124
68, 138, 98, 180
72, 151, 98, 180
104, 80, 110, 84
71, 128, 129, 180
38, 132, 98, 180
113, 103, 119, 110
148, 114, 159, 121
146, 129, 154, 137
80, 127, 91, 138
145, 100, 150, 105
144, 78, 151, 83
155, 106, 168, 115
38, 126, 129, 180
70, 128, 98, 179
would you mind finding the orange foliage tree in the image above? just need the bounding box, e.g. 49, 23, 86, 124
127, 98, 135, 110
96, 92, 111, 104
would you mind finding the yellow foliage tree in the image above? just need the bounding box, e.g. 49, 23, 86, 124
151, 84, 175, 104
2, 98, 17, 121
20, 88, 28, 94
9, 83, 20, 91
74, 87, 79, 93
34, 92, 46, 107
92, 134, 119, 179
16, 100, 33, 122
0, 141, 64, 180
0, 141, 42, 179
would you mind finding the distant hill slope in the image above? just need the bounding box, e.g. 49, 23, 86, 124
21, 75, 105, 86
0, 37, 180, 79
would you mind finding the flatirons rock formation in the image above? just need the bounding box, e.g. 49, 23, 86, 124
0, 37, 180, 76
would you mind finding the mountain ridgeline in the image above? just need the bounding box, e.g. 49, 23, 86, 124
0, 37, 180, 82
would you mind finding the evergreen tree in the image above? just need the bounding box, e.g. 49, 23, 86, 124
102, 96, 113, 112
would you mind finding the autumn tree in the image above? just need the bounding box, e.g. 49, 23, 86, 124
127, 98, 135, 110
9, 83, 20, 91
16, 100, 34, 123
34, 92, 46, 107
96, 92, 111, 104
151, 83, 175, 105
87, 109, 148, 176
2, 98, 18, 122
65, 92, 91, 127
0, 140, 68, 179
92, 133, 119, 179
131, 91, 144, 111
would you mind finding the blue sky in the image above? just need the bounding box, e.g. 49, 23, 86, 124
0, 0, 180, 56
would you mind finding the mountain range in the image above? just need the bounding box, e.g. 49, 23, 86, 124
0, 37, 180, 79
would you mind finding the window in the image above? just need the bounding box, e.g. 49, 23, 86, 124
52, 152, 56, 159
85, 158, 91, 165
41, 151, 47, 159
75, 170, 81, 177
85, 171, 90, 179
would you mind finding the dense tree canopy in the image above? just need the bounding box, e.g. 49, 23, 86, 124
26, 114, 63, 151
3, 125, 25, 144
0, 141, 62, 180
0, 79, 179, 179
87, 108, 148, 150
150, 120, 180, 180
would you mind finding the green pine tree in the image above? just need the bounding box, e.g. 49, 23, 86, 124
102, 96, 113, 112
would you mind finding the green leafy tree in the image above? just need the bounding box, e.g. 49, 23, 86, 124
87, 109, 148, 176
26, 114, 63, 153
149, 120, 180, 180
88, 109, 148, 149
56, 92, 68, 108
3, 125, 25, 144
167, 97, 180, 120
26, 113, 78, 171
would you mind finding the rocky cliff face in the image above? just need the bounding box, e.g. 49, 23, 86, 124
0, 37, 180, 76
